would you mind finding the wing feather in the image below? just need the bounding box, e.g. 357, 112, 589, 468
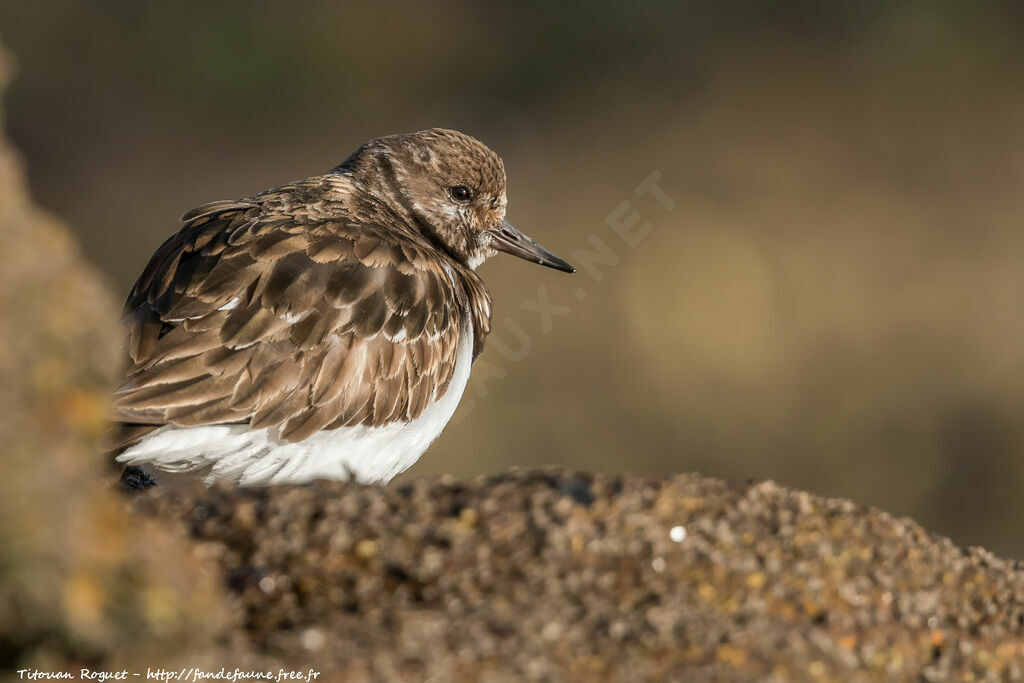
115, 180, 491, 448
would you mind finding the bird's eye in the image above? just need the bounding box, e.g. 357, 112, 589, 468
449, 185, 473, 202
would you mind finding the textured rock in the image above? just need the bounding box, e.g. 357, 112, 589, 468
0, 42, 231, 675
134, 471, 1024, 681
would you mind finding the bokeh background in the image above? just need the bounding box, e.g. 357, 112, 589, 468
2, 1, 1024, 556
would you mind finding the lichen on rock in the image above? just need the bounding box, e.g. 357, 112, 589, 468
0, 40, 231, 675
133, 471, 1024, 681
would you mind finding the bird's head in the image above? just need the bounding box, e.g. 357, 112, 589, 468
335, 128, 574, 273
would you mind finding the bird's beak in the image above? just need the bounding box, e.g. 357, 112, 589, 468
489, 220, 575, 273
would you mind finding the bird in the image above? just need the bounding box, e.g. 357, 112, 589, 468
112, 128, 574, 488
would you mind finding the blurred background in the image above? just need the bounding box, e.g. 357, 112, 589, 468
2, 1, 1024, 556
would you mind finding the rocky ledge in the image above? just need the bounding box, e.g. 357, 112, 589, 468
130, 470, 1024, 681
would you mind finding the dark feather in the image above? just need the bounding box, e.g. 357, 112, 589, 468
114, 173, 493, 449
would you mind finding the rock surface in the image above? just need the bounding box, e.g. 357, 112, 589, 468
133, 471, 1024, 681
0, 42, 231, 676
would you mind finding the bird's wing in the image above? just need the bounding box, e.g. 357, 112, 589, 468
114, 189, 470, 443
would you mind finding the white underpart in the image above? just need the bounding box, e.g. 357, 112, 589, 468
117, 319, 474, 486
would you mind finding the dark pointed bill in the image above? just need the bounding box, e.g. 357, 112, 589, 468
489, 220, 575, 273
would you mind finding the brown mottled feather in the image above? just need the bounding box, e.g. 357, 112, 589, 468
114, 175, 492, 445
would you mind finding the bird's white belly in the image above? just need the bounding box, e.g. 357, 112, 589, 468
117, 322, 473, 486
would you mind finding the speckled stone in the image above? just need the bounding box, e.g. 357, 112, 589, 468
132, 470, 1024, 681
0, 41, 232, 674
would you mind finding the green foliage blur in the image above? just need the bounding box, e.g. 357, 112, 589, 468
3, 1, 1024, 555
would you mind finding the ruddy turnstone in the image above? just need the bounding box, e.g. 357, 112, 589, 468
114, 128, 573, 487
